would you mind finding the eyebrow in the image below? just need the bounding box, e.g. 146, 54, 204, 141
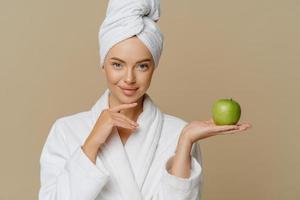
110, 57, 151, 64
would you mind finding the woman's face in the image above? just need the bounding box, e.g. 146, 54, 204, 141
102, 36, 155, 105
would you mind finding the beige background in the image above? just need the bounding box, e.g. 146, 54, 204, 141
0, 0, 299, 199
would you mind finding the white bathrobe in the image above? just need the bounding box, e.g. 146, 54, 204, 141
39, 88, 204, 200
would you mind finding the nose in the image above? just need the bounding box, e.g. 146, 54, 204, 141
124, 68, 136, 84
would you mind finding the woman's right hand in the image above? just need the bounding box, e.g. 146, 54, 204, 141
82, 102, 139, 163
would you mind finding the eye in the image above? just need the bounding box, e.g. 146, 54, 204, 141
112, 62, 122, 69
138, 63, 149, 71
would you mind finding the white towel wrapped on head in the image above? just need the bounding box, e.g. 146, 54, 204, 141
98, 0, 164, 69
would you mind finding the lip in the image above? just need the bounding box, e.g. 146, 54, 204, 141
119, 86, 138, 96
119, 86, 138, 90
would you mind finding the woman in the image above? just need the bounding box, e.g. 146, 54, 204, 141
39, 0, 251, 200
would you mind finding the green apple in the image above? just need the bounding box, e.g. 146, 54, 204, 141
212, 98, 241, 125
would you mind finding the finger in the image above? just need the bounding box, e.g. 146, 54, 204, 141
205, 118, 214, 124
113, 112, 139, 126
220, 126, 250, 135
112, 114, 138, 128
244, 123, 252, 129
110, 102, 138, 113
212, 125, 239, 132
219, 129, 240, 135
237, 123, 252, 129
113, 118, 138, 130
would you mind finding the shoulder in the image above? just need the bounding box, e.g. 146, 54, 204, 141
50, 111, 93, 145
54, 111, 91, 129
163, 113, 188, 132
159, 113, 188, 147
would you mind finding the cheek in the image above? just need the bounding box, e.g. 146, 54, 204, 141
138, 74, 153, 86
106, 71, 122, 83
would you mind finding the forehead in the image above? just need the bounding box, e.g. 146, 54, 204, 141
106, 37, 153, 63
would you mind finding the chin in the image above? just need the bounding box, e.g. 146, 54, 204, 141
120, 93, 139, 102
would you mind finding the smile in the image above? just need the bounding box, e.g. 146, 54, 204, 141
119, 86, 138, 96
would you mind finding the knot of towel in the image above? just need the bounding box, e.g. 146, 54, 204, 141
98, 0, 164, 69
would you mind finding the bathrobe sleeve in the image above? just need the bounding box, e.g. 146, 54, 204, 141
153, 142, 204, 200
39, 119, 110, 200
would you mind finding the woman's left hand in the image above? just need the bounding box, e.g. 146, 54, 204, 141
182, 118, 252, 143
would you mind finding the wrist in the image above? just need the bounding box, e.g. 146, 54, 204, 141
83, 139, 102, 153
180, 130, 193, 146
176, 133, 193, 154
82, 143, 99, 164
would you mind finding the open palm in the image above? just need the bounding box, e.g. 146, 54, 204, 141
182, 118, 252, 143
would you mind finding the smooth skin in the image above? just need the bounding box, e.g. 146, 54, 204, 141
82, 36, 252, 179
